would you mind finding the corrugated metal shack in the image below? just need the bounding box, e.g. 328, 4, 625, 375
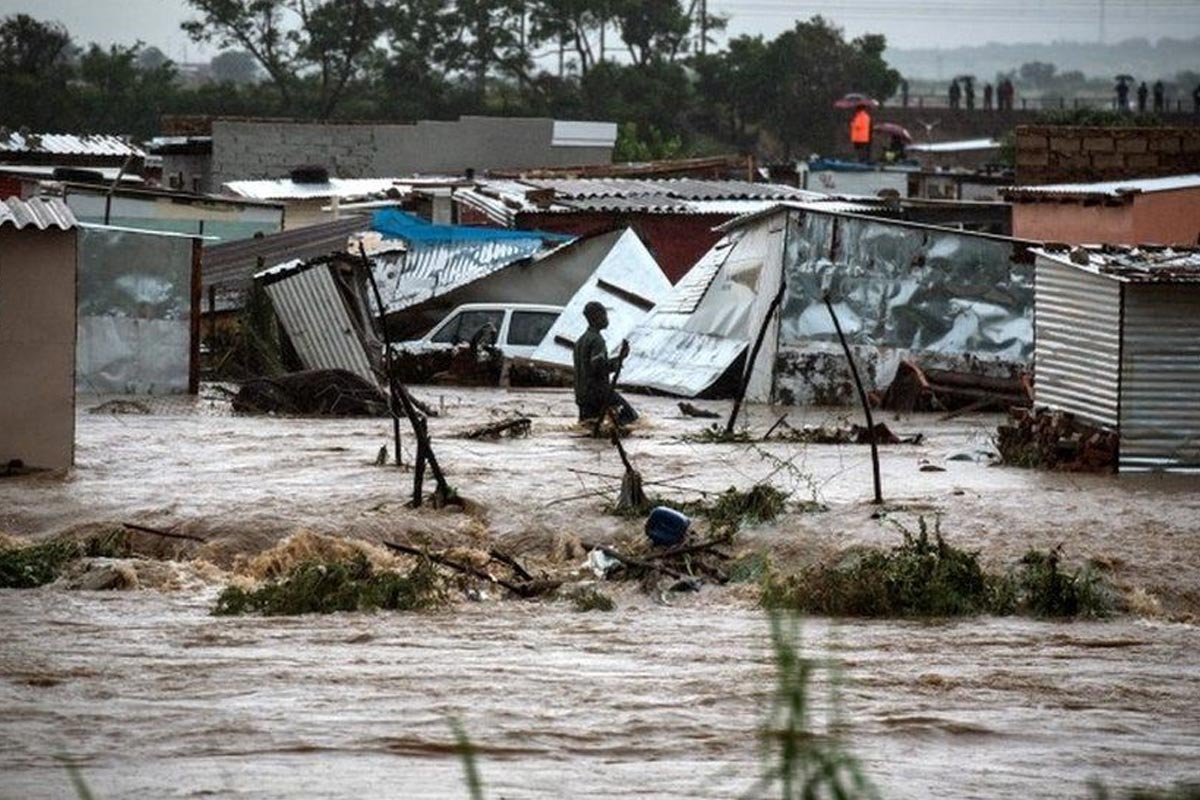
1034, 246, 1200, 474
621, 203, 1037, 405
0, 197, 79, 470
201, 215, 374, 314
256, 254, 382, 385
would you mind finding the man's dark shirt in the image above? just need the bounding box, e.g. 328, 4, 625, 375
573, 327, 614, 419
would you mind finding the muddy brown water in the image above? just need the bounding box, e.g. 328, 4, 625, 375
2, 388, 1199, 797
3, 590, 1198, 799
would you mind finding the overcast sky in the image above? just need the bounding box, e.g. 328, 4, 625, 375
2, 0, 1199, 62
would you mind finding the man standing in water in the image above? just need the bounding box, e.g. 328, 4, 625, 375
573, 301, 637, 425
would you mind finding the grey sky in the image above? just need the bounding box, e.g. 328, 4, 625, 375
1, 0, 1198, 62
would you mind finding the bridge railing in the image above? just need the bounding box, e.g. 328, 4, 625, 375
893, 94, 1199, 113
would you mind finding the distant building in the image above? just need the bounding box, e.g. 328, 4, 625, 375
161, 115, 617, 195
1003, 174, 1200, 246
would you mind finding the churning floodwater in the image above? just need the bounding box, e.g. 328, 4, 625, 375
2, 388, 1199, 798
2, 590, 1198, 799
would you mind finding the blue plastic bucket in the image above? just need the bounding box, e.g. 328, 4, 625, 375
645, 506, 690, 547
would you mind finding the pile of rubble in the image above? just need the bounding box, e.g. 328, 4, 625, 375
996, 408, 1118, 472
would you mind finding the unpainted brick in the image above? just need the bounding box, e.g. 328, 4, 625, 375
1124, 153, 1160, 169
1149, 137, 1182, 153
1016, 134, 1048, 151
1116, 138, 1149, 153
1083, 137, 1115, 152
1090, 152, 1124, 169
1017, 150, 1050, 167
1182, 135, 1200, 154
1050, 137, 1081, 154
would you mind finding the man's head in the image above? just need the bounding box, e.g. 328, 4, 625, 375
583, 301, 608, 330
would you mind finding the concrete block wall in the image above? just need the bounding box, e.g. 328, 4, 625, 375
211, 116, 612, 187
1015, 125, 1200, 184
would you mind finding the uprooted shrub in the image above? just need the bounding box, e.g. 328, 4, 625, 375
609, 483, 789, 536
762, 518, 1115, 619
212, 553, 446, 616
0, 532, 126, 589
570, 586, 616, 612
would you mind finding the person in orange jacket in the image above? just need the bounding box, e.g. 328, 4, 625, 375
850, 104, 872, 162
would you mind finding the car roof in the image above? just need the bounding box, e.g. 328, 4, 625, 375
445, 302, 564, 313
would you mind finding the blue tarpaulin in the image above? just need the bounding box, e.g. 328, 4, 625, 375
371, 210, 570, 245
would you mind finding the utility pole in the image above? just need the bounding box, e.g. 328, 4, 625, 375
599, 16, 605, 64
1099, 0, 1106, 44
700, 0, 708, 56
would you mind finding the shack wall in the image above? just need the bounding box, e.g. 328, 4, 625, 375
1012, 202, 1136, 245
77, 227, 196, 395
1033, 256, 1122, 427
0, 227, 77, 469
1120, 283, 1200, 473
774, 211, 1034, 405
1131, 189, 1200, 246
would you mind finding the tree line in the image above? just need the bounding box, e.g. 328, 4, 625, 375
0, 2, 900, 159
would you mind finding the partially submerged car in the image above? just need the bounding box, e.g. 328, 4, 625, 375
399, 302, 563, 359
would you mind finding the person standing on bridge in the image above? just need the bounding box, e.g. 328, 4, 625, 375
1136, 82, 1148, 113
1153, 80, 1165, 113
1193, 82, 1200, 114
850, 103, 873, 162
948, 79, 961, 110
983, 82, 994, 111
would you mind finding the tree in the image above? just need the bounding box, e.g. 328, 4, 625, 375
1018, 60, 1057, 88
748, 17, 900, 157
182, 0, 383, 117
0, 14, 75, 130
612, 0, 692, 66
210, 49, 261, 83
137, 46, 171, 71
77, 42, 179, 136
0, 13, 72, 74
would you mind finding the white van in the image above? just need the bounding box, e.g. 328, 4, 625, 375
400, 303, 564, 360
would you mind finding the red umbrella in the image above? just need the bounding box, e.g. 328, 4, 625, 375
834, 92, 880, 109
873, 122, 912, 142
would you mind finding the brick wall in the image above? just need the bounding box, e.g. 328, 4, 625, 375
1015, 125, 1200, 184
210, 117, 613, 188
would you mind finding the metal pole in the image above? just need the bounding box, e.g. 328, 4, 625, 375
823, 294, 883, 505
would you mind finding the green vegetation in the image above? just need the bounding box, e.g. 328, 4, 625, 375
1, 7, 897, 157
0, 532, 125, 589
763, 518, 1114, 619
609, 482, 790, 537
706, 484, 789, 533
681, 424, 755, 444
752, 615, 877, 800
451, 719, 486, 800
570, 586, 616, 612
212, 553, 446, 616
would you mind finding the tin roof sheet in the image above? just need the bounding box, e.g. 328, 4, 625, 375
0, 196, 77, 230
909, 138, 1001, 153
1004, 174, 1200, 201
222, 178, 412, 201
1035, 245, 1200, 284
203, 214, 373, 299
0, 132, 144, 158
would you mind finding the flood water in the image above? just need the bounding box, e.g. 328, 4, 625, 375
3, 590, 1198, 799
2, 388, 1199, 798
